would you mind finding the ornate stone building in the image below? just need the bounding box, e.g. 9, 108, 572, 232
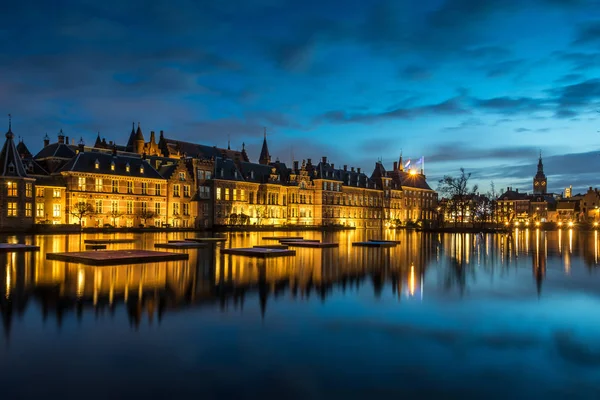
1, 121, 437, 230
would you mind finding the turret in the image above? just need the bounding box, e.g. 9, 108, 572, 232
134, 122, 145, 154
57, 129, 65, 144
43, 133, 50, 147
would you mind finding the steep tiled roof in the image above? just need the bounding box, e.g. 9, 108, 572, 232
389, 170, 433, 190
239, 162, 272, 183
214, 158, 244, 181
161, 138, 249, 163
59, 151, 163, 179
498, 189, 529, 201
16, 141, 33, 159
0, 124, 28, 178
158, 164, 178, 180
34, 143, 77, 160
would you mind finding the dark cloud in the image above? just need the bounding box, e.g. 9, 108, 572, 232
471, 96, 550, 115
400, 65, 433, 81
317, 94, 470, 124
428, 143, 539, 163
573, 20, 600, 45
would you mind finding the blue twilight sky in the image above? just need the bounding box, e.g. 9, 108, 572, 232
1, 0, 600, 194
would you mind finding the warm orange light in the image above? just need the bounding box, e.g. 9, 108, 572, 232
558, 222, 563, 227
595, 222, 599, 227
514, 221, 520, 226
535, 221, 540, 227
504, 222, 509, 226
568, 221, 574, 227
409, 169, 417, 176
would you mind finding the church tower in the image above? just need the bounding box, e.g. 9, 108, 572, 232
533, 152, 547, 194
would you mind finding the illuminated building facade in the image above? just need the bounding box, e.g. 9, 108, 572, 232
2, 121, 437, 229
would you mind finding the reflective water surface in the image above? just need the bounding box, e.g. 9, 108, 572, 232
1, 229, 600, 398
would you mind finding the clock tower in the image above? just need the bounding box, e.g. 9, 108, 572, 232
533, 153, 547, 194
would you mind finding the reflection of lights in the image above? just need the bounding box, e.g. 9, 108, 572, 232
514, 221, 520, 226
5, 267, 11, 299
568, 221, 574, 228
558, 222, 563, 227
409, 264, 416, 296
594, 222, 599, 227
535, 221, 540, 227
76, 268, 85, 298
525, 221, 530, 226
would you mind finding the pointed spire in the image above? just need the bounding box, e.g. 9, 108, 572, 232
227, 134, 231, 150
398, 149, 404, 172
259, 127, 271, 165
7, 113, 12, 138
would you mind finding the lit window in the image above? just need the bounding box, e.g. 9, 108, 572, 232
173, 184, 180, 197
36, 187, 44, 197
179, 172, 186, 181
126, 201, 133, 214
155, 183, 161, 196
53, 189, 61, 198
36, 203, 44, 217
184, 185, 190, 197
225, 188, 230, 201
142, 182, 147, 195
112, 180, 118, 193
140, 166, 144, 174
127, 181, 133, 194
26, 183, 32, 197
53, 204, 60, 217
241, 189, 246, 201
7, 182, 17, 197
78, 177, 86, 191
25, 203, 32, 217
95, 178, 103, 192
206, 171, 212, 180
95, 200, 103, 213
111, 161, 115, 171
155, 202, 161, 215
183, 203, 189, 216
233, 189, 237, 201
216, 187, 221, 200
173, 203, 179, 215
141, 201, 148, 213
126, 163, 130, 172
94, 159, 100, 169
7, 202, 17, 217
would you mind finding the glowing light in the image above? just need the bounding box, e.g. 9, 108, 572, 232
594, 222, 598, 227
535, 221, 540, 227
409, 169, 417, 176
558, 222, 563, 227
568, 221, 574, 227
504, 222, 509, 226
514, 221, 520, 226
525, 221, 529, 226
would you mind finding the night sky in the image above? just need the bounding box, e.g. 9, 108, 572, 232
2, 0, 600, 194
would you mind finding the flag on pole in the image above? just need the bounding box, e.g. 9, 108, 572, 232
415, 156, 423, 166
404, 159, 411, 169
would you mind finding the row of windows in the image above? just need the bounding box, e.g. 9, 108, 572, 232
76, 178, 165, 195
7, 202, 34, 217
6, 182, 33, 197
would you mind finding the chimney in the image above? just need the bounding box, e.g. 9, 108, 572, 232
357, 167, 361, 174
393, 161, 398, 171
109, 140, 113, 146
43, 134, 50, 147
112, 145, 117, 156
307, 158, 312, 165
343, 165, 347, 171
78, 137, 85, 153
351, 167, 355, 172
57, 129, 65, 144
322, 156, 327, 164
516, 188, 519, 193
293, 161, 299, 171
65, 136, 69, 144
331, 163, 335, 169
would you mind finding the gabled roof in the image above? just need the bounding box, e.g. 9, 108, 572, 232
16, 140, 32, 159
498, 189, 529, 201
161, 138, 249, 163
59, 151, 163, 179
258, 133, 270, 165
34, 142, 77, 160
158, 164, 178, 180
388, 170, 433, 190
239, 162, 273, 183
0, 124, 28, 178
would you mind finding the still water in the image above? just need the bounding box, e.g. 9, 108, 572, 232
1, 229, 600, 398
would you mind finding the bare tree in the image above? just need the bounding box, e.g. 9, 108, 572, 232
438, 168, 478, 227
66, 202, 95, 229
109, 209, 123, 227
137, 210, 155, 227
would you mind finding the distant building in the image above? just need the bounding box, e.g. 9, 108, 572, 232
533, 153, 547, 195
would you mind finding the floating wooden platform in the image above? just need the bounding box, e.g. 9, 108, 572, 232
184, 237, 227, 243
262, 236, 303, 241
221, 247, 296, 258
279, 239, 320, 243
253, 244, 290, 249
283, 241, 339, 248
85, 244, 107, 250
368, 239, 401, 244
46, 250, 188, 266
352, 241, 397, 248
84, 239, 137, 244
155, 241, 207, 249
0, 243, 40, 253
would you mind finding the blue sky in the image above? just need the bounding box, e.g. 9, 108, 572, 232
2, 0, 600, 194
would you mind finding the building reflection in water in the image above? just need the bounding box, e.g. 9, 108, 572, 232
0, 229, 599, 340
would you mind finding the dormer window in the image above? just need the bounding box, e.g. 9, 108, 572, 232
220, 168, 224, 178
94, 159, 100, 169
234, 170, 238, 179
110, 161, 115, 171
126, 163, 130, 172
8, 163, 14, 174
140, 166, 144, 174
250, 171, 255, 179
